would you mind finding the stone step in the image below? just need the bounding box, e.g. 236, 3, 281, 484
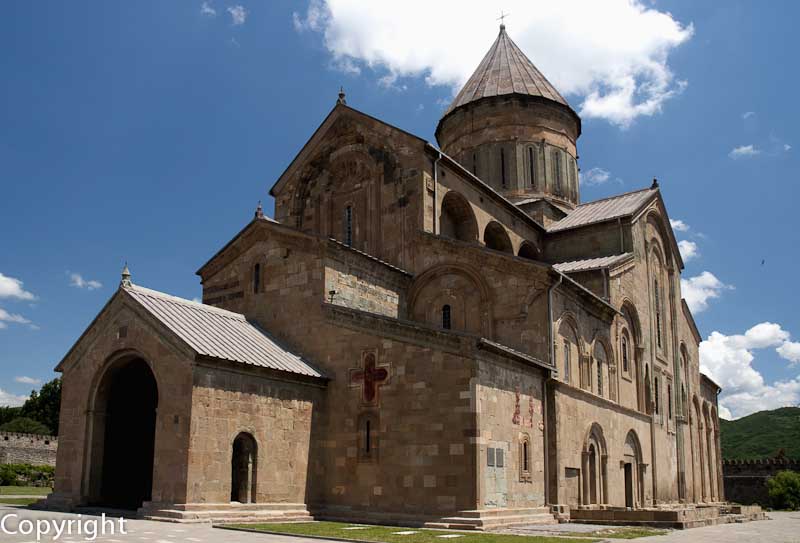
434, 512, 557, 530
454, 507, 552, 519
174, 502, 308, 512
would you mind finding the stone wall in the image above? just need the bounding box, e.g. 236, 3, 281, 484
0, 432, 58, 466
723, 458, 800, 506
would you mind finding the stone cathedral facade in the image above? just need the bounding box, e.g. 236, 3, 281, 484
43, 26, 737, 528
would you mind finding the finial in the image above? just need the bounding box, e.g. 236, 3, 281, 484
337, 86, 347, 105
497, 10, 509, 30
120, 262, 132, 288
651, 177, 659, 189
254, 200, 264, 219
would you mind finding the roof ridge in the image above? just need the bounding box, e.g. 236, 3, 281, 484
575, 186, 656, 208
125, 284, 246, 320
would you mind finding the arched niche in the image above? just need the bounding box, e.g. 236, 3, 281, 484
440, 190, 479, 242
484, 221, 513, 253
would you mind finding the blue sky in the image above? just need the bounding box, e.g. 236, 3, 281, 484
0, 1, 797, 419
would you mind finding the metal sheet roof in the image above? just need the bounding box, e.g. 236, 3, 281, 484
443, 25, 571, 117
548, 188, 657, 233
124, 284, 324, 378
553, 253, 633, 274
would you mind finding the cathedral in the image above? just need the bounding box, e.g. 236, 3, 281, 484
43, 25, 737, 528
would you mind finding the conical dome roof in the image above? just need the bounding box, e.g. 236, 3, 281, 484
442, 25, 573, 117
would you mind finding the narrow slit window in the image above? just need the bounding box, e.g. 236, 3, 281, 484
563, 340, 571, 383
528, 147, 536, 188
365, 419, 371, 453
442, 304, 452, 330
500, 148, 507, 188
522, 440, 529, 472
344, 206, 353, 247
654, 279, 663, 348
472, 153, 477, 176
622, 336, 630, 373
597, 358, 603, 397
253, 263, 261, 294
668, 384, 673, 420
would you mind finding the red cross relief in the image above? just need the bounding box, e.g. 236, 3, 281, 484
350, 353, 389, 405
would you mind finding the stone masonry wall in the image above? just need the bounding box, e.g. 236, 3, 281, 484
723, 458, 800, 506
0, 432, 58, 466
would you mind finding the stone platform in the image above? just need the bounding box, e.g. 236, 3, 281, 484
569, 503, 767, 529
311, 505, 557, 531
139, 502, 313, 524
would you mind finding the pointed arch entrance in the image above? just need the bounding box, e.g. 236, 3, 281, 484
582, 423, 608, 506
86, 355, 158, 509
231, 432, 258, 503
622, 430, 644, 509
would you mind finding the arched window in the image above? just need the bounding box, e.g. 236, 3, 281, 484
519, 434, 532, 482
500, 148, 507, 188
654, 279, 663, 349
528, 147, 537, 188
344, 205, 353, 246
253, 262, 261, 294
552, 149, 563, 195
442, 304, 452, 330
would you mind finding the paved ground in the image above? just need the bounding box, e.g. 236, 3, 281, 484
0, 505, 797, 543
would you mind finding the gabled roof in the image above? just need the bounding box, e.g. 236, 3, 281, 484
123, 284, 324, 378
547, 187, 658, 233
442, 25, 573, 117
553, 253, 634, 274
269, 102, 425, 198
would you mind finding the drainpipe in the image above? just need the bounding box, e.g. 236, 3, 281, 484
544, 271, 563, 508
433, 151, 442, 235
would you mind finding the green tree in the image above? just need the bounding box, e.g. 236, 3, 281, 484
0, 416, 51, 435
20, 378, 61, 435
767, 470, 800, 510
0, 406, 22, 427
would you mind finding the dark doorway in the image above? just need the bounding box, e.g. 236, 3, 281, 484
624, 463, 634, 508
231, 433, 258, 503
98, 358, 158, 509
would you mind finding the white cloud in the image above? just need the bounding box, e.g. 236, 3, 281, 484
741, 111, 755, 119
14, 376, 41, 386
784, 143, 792, 152
700, 322, 800, 419
0, 272, 36, 301
580, 167, 611, 186
69, 273, 102, 291
0, 307, 32, 330
0, 388, 27, 407
729, 144, 760, 159
681, 271, 731, 313
670, 218, 689, 232
777, 341, 800, 364
678, 240, 699, 262
292, 0, 693, 127
200, 1, 216, 16
227, 5, 247, 25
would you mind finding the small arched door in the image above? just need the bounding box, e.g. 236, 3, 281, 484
231, 432, 258, 503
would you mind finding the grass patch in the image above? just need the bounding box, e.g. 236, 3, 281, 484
565, 528, 668, 539
0, 497, 38, 506
223, 521, 599, 543
0, 486, 51, 495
